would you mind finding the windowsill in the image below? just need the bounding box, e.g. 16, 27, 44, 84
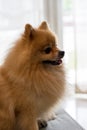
75, 93, 87, 100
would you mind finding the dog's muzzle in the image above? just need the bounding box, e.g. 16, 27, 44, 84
43, 51, 65, 66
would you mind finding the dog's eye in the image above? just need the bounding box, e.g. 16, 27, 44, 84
44, 47, 52, 54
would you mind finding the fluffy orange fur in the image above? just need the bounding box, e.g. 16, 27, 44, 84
0, 21, 66, 130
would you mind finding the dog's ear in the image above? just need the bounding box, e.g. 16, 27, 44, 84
38, 21, 49, 30
24, 24, 35, 39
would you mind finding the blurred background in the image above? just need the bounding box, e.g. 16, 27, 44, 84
0, 0, 87, 129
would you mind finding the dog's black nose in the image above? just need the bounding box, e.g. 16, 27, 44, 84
59, 51, 65, 58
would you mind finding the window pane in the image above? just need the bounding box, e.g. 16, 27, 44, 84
62, 0, 76, 88
75, 0, 87, 93
62, 0, 87, 93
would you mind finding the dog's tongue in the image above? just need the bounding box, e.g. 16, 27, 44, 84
57, 59, 62, 65
51, 59, 62, 65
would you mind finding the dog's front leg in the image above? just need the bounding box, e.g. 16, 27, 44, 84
16, 108, 38, 130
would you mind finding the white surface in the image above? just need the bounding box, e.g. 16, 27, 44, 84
65, 97, 87, 130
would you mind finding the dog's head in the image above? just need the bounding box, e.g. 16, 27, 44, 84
23, 21, 65, 67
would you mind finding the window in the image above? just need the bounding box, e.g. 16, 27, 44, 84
62, 0, 87, 93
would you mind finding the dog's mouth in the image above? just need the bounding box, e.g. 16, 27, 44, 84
42, 51, 65, 66
42, 59, 62, 66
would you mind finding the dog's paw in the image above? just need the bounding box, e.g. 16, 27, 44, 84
38, 120, 47, 129
42, 112, 57, 121
47, 112, 57, 120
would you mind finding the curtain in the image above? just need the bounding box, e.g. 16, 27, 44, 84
43, 0, 63, 48
0, 0, 45, 29
0, 0, 45, 64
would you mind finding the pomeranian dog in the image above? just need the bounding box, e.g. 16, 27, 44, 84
0, 21, 65, 130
